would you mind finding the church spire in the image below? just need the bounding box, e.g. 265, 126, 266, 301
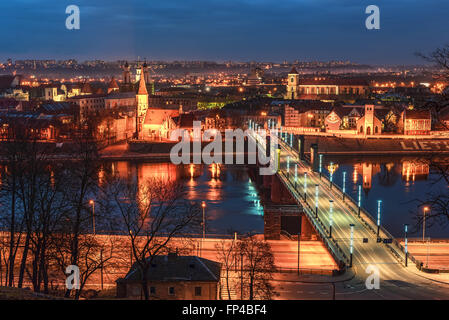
137, 66, 148, 95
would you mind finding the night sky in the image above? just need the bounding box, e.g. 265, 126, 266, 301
1, 0, 449, 64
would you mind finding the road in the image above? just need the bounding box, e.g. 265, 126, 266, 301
252, 131, 449, 299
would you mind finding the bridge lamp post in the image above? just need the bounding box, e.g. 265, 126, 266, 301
276, 149, 281, 173
404, 224, 409, 267
303, 172, 308, 201
377, 200, 382, 238
329, 200, 334, 238
286, 156, 290, 177
349, 224, 354, 268
294, 164, 298, 188
329, 162, 334, 189
357, 185, 362, 217
315, 184, 319, 218
342, 171, 347, 200
289, 133, 293, 148
319, 154, 323, 178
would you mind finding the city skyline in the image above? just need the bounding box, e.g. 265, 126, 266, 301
1, 0, 448, 64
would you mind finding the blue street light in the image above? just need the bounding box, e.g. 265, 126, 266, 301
404, 224, 409, 267
377, 200, 382, 237
294, 164, 298, 186
349, 224, 354, 267
268, 119, 271, 129
315, 184, 319, 218
329, 200, 334, 238
329, 162, 334, 188
303, 172, 308, 200
342, 171, 347, 200
357, 185, 362, 216
286, 156, 290, 176
319, 154, 323, 177
289, 133, 293, 147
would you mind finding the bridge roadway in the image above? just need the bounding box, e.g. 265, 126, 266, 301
252, 131, 449, 299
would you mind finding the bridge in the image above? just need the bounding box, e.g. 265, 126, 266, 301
249, 128, 449, 299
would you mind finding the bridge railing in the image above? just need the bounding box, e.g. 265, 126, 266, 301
248, 131, 348, 269
279, 139, 412, 265
278, 170, 349, 270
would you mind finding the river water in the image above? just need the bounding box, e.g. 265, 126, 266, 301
320, 155, 449, 238
104, 156, 449, 238
102, 161, 264, 235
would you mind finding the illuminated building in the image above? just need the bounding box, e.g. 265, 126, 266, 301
356, 105, 382, 135
136, 66, 149, 138
285, 68, 369, 100
398, 109, 431, 135
284, 100, 333, 128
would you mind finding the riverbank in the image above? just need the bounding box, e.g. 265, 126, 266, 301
304, 136, 449, 155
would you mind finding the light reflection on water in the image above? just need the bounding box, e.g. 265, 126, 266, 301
105, 161, 264, 235
321, 156, 449, 238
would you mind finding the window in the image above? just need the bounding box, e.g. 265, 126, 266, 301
168, 287, 175, 295
195, 286, 202, 296
150, 286, 156, 294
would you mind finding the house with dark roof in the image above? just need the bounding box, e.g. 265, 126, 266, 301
325, 106, 362, 131
284, 100, 335, 128
116, 253, 221, 300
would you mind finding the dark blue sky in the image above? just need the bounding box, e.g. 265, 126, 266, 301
1, 0, 448, 64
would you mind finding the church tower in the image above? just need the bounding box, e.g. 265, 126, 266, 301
122, 61, 131, 84
286, 67, 299, 99
136, 66, 149, 138
143, 61, 150, 84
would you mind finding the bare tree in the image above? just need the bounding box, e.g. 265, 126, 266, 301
214, 240, 237, 300
417, 46, 449, 129
100, 176, 201, 300
237, 236, 276, 300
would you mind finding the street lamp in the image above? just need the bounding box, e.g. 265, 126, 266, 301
286, 156, 290, 177
329, 200, 334, 238
294, 164, 298, 188
404, 224, 409, 267
329, 162, 334, 189
297, 232, 301, 275
357, 185, 362, 217
319, 154, 323, 178
423, 206, 430, 242
201, 201, 206, 239
276, 148, 281, 173
349, 224, 354, 268
89, 199, 95, 235
303, 172, 308, 201
377, 200, 382, 238
289, 133, 293, 147
342, 171, 347, 200
315, 184, 319, 218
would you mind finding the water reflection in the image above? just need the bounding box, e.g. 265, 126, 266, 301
322, 156, 447, 237
101, 162, 264, 234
